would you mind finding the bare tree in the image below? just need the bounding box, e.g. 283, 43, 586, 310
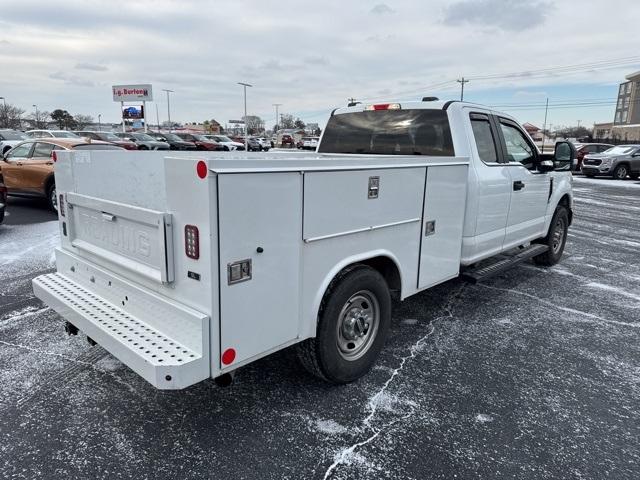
0, 103, 26, 129
279, 114, 294, 129
26, 109, 51, 129
74, 114, 94, 130
242, 115, 265, 135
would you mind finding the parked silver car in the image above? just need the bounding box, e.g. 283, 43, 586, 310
115, 132, 169, 150
581, 145, 640, 180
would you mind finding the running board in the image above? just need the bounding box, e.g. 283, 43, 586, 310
460, 244, 549, 284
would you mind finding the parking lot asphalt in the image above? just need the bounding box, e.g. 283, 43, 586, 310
1, 177, 639, 480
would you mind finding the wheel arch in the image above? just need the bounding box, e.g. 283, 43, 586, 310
305, 251, 403, 339
558, 193, 573, 225
43, 172, 55, 195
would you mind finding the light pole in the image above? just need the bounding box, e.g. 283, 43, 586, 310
273, 103, 282, 133
33, 104, 39, 129
98, 114, 102, 131
0, 97, 6, 128
238, 82, 252, 152
162, 89, 174, 132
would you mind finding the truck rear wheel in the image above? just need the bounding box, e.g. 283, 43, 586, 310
533, 205, 569, 266
297, 265, 391, 383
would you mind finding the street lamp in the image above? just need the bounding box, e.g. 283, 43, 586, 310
238, 82, 252, 152
98, 114, 102, 131
162, 89, 174, 132
33, 104, 39, 128
0, 97, 6, 128
273, 103, 282, 132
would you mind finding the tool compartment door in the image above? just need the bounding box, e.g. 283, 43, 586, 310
418, 165, 468, 289
218, 172, 302, 367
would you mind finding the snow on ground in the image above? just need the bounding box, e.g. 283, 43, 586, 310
0, 181, 639, 479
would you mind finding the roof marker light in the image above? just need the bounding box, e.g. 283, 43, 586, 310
365, 103, 401, 111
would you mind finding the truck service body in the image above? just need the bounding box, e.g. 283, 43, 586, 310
33, 100, 574, 389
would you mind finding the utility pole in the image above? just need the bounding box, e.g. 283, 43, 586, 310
272, 103, 282, 132
541, 98, 549, 153
238, 82, 252, 152
0, 97, 6, 128
162, 89, 174, 132
32, 104, 39, 129
457, 77, 469, 101
98, 114, 102, 131
155, 103, 160, 130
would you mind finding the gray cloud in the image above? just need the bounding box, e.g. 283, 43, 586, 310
75, 62, 108, 71
443, 0, 550, 31
303, 56, 329, 66
370, 4, 395, 15
49, 71, 95, 87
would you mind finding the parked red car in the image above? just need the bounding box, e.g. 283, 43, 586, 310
174, 133, 224, 151
574, 143, 614, 171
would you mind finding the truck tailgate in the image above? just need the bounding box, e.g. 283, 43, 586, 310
66, 192, 174, 284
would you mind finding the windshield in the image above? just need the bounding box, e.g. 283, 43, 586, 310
216, 135, 233, 142
132, 133, 155, 141
318, 109, 454, 155
53, 131, 81, 138
193, 135, 210, 142
0, 130, 27, 140
603, 146, 637, 155
99, 133, 121, 141
160, 133, 182, 142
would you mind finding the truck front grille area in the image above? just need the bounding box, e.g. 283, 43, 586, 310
583, 158, 602, 166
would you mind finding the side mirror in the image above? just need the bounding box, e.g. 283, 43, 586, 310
538, 159, 555, 173
552, 141, 576, 171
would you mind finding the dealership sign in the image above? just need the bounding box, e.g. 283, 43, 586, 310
112, 84, 153, 102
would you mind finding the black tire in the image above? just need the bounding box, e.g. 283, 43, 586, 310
223, 146, 229, 151
612, 164, 629, 180
138, 145, 148, 150
296, 265, 391, 383
585, 174, 595, 178
47, 183, 57, 212
533, 205, 569, 266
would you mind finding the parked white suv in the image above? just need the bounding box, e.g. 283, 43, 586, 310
0, 129, 28, 154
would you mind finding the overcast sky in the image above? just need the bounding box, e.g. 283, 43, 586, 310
1, 0, 639, 130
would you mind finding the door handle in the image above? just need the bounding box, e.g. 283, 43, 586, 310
513, 180, 525, 191
16, 162, 23, 166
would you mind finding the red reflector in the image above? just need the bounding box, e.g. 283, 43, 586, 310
184, 225, 200, 259
222, 348, 236, 365
196, 160, 208, 179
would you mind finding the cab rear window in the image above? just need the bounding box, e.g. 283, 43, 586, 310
73, 144, 124, 151
319, 109, 454, 156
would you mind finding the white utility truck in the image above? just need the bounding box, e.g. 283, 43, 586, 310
33, 100, 575, 389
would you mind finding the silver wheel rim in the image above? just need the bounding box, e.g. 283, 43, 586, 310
336, 290, 379, 361
616, 166, 627, 179
552, 217, 566, 254
50, 187, 57, 212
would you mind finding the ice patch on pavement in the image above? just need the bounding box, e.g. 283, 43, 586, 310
315, 419, 348, 435
0, 221, 59, 278
401, 318, 418, 325
584, 282, 640, 302
94, 355, 125, 372
0, 306, 49, 329
475, 413, 494, 423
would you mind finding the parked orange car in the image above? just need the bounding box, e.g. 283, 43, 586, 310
0, 138, 123, 211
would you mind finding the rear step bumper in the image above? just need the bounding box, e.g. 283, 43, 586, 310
460, 244, 549, 284
33, 273, 210, 390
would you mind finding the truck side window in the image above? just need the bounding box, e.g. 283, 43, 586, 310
500, 123, 535, 166
470, 118, 498, 163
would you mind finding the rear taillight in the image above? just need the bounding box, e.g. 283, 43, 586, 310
185, 225, 200, 259
364, 103, 401, 111
59, 194, 65, 217
52, 150, 57, 162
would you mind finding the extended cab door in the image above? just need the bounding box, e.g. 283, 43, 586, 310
463, 111, 511, 259
21, 142, 56, 194
496, 118, 550, 247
